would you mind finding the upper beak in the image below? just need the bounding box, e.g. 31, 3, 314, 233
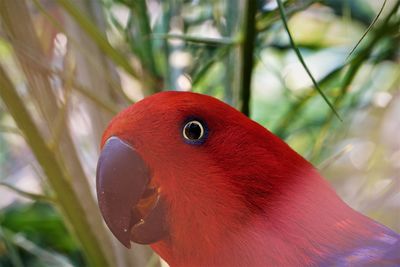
96, 136, 168, 248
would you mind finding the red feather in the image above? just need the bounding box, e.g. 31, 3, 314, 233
102, 91, 399, 266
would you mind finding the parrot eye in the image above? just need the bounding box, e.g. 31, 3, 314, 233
182, 120, 206, 143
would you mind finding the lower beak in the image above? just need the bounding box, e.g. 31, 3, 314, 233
96, 137, 168, 248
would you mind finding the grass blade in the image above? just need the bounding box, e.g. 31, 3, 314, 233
55, 0, 139, 78
346, 0, 388, 61
152, 33, 236, 46
319, 144, 353, 170
276, 0, 342, 121
0, 227, 24, 267
192, 46, 231, 86
0, 125, 21, 135
0, 182, 55, 203
256, 0, 318, 32
0, 64, 109, 267
1, 227, 74, 267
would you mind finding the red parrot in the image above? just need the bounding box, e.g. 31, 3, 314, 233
96, 91, 400, 266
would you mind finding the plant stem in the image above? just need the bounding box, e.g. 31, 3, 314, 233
238, 0, 257, 116
0, 182, 55, 203
0, 65, 109, 267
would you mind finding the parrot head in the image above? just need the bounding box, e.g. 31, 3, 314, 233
96, 91, 390, 266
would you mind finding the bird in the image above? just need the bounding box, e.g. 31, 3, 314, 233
96, 91, 400, 267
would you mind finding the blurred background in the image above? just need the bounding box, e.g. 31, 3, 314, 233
0, 0, 399, 266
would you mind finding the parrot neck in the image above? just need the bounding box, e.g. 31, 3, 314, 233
151, 169, 385, 267
239, 169, 385, 266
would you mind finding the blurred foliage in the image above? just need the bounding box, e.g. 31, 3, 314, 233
0, 0, 399, 266
1, 203, 83, 267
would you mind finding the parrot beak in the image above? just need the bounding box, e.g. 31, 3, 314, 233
96, 136, 168, 248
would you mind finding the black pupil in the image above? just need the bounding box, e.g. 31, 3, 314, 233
185, 122, 202, 140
